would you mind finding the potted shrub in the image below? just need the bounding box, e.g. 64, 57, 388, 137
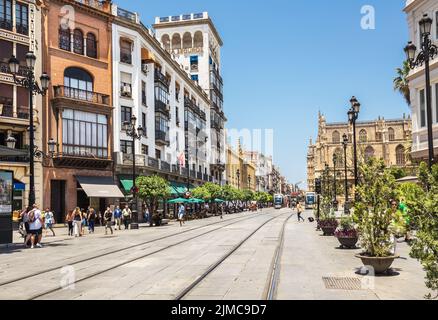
353, 158, 400, 274
319, 196, 338, 236
335, 216, 358, 249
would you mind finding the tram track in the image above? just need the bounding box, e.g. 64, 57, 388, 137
174, 211, 294, 300
19, 211, 277, 300
0, 211, 266, 289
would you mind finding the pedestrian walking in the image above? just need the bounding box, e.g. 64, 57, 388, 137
20, 206, 31, 247
81, 208, 88, 235
114, 206, 122, 230
66, 210, 74, 236
104, 207, 113, 235
28, 204, 44, 248
178, 204, 185, 227
297, 203, 305, 222
144, 207, 150, 225
122, 205, 132, 230
220, 203, 224, 220
73, 207, 82, 237
44, 207, 56, 237
88, 208, 96, 233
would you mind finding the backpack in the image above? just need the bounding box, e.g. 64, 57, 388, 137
28, 211, 36, 223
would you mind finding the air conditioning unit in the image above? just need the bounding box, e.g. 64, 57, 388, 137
121, 85, 131, 96
166, 105, 171, 112
141, 64, 148, 74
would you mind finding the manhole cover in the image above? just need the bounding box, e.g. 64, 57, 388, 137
322, 277, 363, 290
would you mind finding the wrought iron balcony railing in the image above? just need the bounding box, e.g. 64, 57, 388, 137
54, 85, 110, 105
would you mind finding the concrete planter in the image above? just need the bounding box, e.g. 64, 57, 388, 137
336, 236, 358, 249
355, 254, 399, 274
321, 226, 336, 236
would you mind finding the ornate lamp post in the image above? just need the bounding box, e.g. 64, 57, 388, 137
248, 175, 251, 190
122, 115, 144, 229
236, 169, 240, 190
405, 14, 437, 170
348, 96, 360, 188
8, 52, 50, 207
342, 133, 349, 214
332, 153, 338, 210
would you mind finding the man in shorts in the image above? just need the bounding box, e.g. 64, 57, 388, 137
29, 204, 44, 249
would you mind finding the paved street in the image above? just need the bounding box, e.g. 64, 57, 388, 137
0, 208, 429, 300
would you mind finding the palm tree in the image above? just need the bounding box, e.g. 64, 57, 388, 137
393, 60, 411, 106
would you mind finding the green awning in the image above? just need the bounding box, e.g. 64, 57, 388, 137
120, 179, 133, 193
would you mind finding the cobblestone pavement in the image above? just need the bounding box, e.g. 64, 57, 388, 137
0, 208, 429, 300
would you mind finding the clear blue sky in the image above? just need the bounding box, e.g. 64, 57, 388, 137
118, 0, 410, 187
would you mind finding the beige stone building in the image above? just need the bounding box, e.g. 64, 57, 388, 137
307, 113, 413, 199
226, 142, 256, 191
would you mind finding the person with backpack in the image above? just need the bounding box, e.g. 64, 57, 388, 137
122, 205, 132, 230
104, 207, 113, 235
114, 206, 122, 231
44, 207, 56, 237
87, 208, 96, 234
28, 204, 44, 248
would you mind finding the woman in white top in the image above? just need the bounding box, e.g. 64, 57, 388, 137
44, 208, 56, 237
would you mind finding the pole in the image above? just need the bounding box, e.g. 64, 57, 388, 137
424, 43, 435, 170
344, 143, 349, 214
28, 74, 35, 208
131, 132, 139, 229
333, 162, 337, 209
316, 194, 320, 230
352, 119, 358, 187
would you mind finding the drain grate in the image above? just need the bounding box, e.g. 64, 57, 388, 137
322, 277, 363, 291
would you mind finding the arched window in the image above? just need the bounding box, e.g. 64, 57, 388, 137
365, 146, 374, 162
73, 29, 84, 55
332, 131, 340, 144
334, 148, 344, 168
86, 33, 97, 58
359, 129, 368, 143
194, 31, 203, 48
183, 32, 192, 49
64, 67, 93, 101
59, 27, 71, 51
172, 33, 181, 50
396, 145, 405, 166
161, 34, 170, 51
388, 128, 395, 141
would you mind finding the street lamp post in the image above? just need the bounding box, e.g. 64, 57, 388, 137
248, 175, 251, 190
123, 115, 144, 229
348, 96, 360, 189
236, 169, 240, 190
342, 133, 349, 214
332, 153, 338, 210
405, 14, 437, 170
8, 52, 50, 207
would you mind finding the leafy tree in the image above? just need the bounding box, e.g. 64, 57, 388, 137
242, 189, 255, 203
404, 163, 438, 299
388, 167, 407, 180
136, 175, 171, 226
192, 186, 211, 202
203, 182, 222, 200
352, 158, 398, 257
393, 60, 411, 106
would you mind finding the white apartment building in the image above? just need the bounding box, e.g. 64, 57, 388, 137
405, 0, 438, 161
111, 6, 226, 192
153, 12, 227, 184
243, 151, 273, 192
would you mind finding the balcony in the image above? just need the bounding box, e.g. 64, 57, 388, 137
0, 61, 29, 77
161, 161, 171, 172
155, 130, 170, 146
154, 70, 170, 87
53, 86, 110, 106
155, 99, 170, 117
148, 157, 159, 169
184, 97, 206, 121
0, 99, 29, 121
197, 172, 203, 180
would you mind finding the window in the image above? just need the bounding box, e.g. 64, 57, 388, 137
161, 34, 170, 51
183, 32, 192, 49
175, 83, 180, 101
388, 128, 395, 141
121, 106, 132, 126
396, 145, 405, 166
191, 74, 199, 82
155, 82, 169, 104
59, 27, 71, 51
359, 129, 368, 143
420, 89, 426, 128
120, 72, 132, 97
15, 2, 28, 35
120, 140, 133, 154
364, 146, 374, 162
375, 132, 382, 142
155, 149, 161, 160
332, 131, 340, 144
0, 0, 12, 31
0, 83, 13, 116
73, 29, 84, 55
62, 109, 108, 158
142, 112, 146, 135
86, 33, 97, 58
141, 81, 146, 106
176, 106, 180, 125
190, 56, 199, 72
172, 33, 181, 50
64, 67, 93, 101
194, 31, 203, 48
120, 39, 132, 64
155, 113, 169, 133
142, 144, 148, 156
